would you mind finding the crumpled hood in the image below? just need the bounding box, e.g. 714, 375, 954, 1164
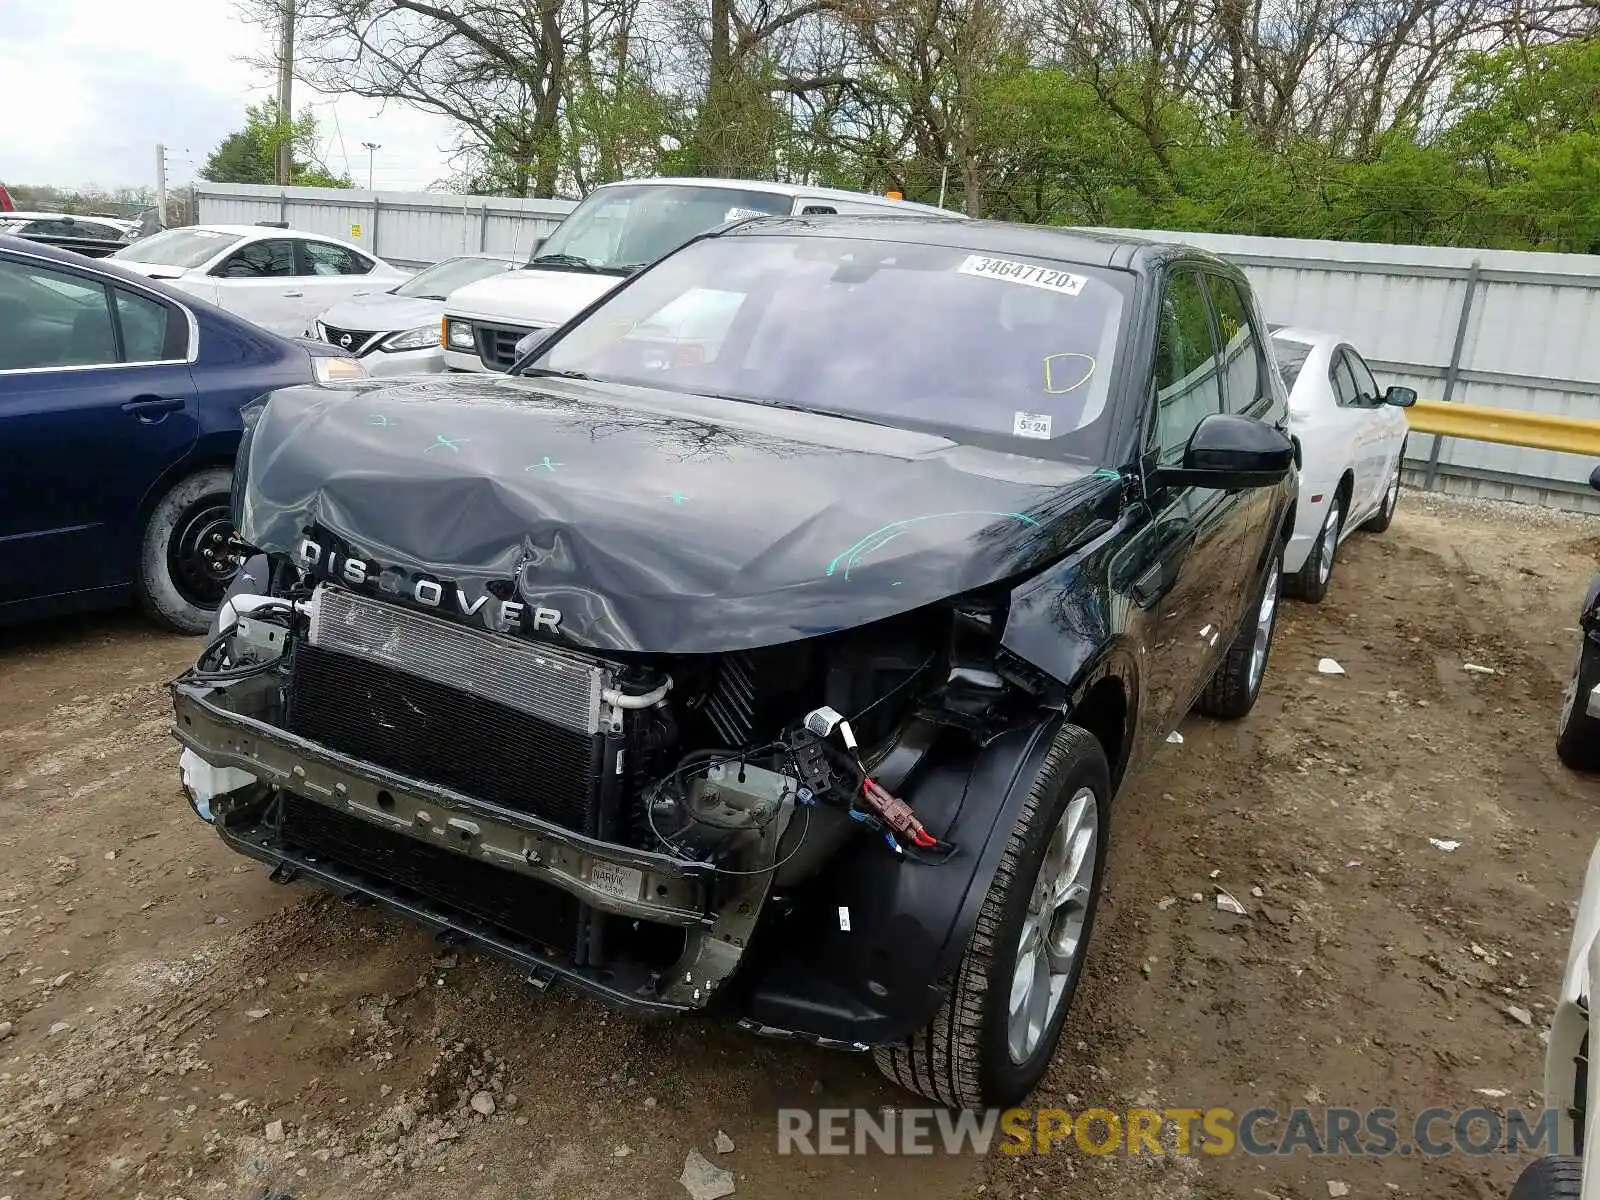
315, 292, 442, 333
237, 375, 1112, 653
444, 268, 624, 327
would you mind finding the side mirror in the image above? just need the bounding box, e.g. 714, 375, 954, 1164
1384, 385, 1417, 408
513, 328, 549, 360
1157, 413, 1295, 491
1589, 464, 1600, 493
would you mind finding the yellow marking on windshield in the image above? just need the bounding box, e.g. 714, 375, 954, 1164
1043, 352, 1096, 395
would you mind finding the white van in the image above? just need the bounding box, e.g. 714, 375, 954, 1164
441, 177, 961, 372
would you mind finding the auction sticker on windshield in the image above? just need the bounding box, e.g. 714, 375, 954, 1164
958, 255, 1087, 296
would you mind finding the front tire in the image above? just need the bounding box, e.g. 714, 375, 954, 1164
135, 467, 238, 635
1365, 445, 1405, 534
1194, 551, 1282, 720
1508, 1156, 1582, 1199
873, 724, 1110, 1109
1286, 497, 1341, 604
1557, 639, 1600, 772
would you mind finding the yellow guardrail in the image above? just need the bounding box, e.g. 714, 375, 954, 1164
1407, 399, 1600, 457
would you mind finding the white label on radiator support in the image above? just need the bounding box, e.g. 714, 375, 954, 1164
588, 861, 644, 902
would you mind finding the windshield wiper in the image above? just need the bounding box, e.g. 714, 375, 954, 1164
527, 253, 599, 272
654, 388, 894, 429
740, 396, 893, 428
518, 366, 592, 381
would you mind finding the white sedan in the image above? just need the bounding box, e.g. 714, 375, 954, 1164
1271, 327, 1415, 602
109, 224, 409, 337
1511, 833, 1600, 1198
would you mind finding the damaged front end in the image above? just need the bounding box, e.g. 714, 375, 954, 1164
173, 563, 1040, 1027
173, 376, 1126, 1043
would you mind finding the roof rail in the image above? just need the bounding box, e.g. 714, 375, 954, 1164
256, 220, 290, 229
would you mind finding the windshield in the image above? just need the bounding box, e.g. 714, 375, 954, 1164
1271, 334, 1313, 392
530, 183, 793, 274
112, 227, 241, 269
529, 234, 1127, 459
393, 255, 513, 299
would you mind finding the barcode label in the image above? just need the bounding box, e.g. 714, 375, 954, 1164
958, 255, 1087, 295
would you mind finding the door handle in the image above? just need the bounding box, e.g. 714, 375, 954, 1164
122, 395, 185, 421
282, 290, 305, 297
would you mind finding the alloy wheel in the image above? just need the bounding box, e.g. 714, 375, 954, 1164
1317, 501, 1342, 586
1247, 559, 1281, 693
1007, 787, 1099, 1064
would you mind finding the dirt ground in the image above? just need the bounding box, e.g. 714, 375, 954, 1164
1, 491, 1596, 1200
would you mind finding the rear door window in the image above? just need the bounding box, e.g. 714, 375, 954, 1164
301, 240, 374, 276
0, 259, 180, 370
113, 287, 180, 362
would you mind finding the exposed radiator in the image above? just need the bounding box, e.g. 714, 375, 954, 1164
292, 587, 608, 833
308, 585, 605, 735
287, 643, 602, 831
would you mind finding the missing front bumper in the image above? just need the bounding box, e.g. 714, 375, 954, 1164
171, 674, 764, 1014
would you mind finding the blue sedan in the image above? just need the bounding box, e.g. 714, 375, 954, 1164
0, 235, 359, 633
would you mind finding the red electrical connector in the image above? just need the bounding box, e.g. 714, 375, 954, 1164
860, 777, 938, 849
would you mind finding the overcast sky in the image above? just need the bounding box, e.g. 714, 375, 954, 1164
0, 0, 458, 193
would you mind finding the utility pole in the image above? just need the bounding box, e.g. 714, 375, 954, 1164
155, 143, 169, 228
361, 142, 382, 191
275, 0, 296, 185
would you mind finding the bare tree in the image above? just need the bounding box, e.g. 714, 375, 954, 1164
242, 0, 583, 196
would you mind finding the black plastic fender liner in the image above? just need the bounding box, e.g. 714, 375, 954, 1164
737, 715, 1065, 1047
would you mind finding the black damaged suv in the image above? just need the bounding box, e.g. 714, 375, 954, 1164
173, 216, 1297, 1108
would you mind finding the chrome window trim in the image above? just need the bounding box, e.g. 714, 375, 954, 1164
1, 243, 202, 370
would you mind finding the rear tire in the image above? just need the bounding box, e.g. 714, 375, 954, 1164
135, 467, 237, 635
1557, 640, 1600, 772
1285, 497, 1341, 604
872, 724, 1110, 1109
1195, 551, 1282, 720
1508, 1155, 1582, 1199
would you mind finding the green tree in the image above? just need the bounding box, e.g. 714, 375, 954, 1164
200, 100, 353, 188
1441, 40, 1600, 251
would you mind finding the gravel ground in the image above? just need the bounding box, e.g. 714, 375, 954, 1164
0, 490, 1595, 1200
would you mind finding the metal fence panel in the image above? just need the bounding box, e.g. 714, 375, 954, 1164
193, 183, 577, 269
184, 192, 1600, 509
1093, 227, 1600, 510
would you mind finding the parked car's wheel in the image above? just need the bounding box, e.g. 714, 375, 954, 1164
873, 724, 1110, 1109
136, 466, 237, 635
1194, 551, 1282, 720
1364, 444, 1405, 534
1286, 496, 1342, 604
1508, 1155, 1582, 1199
1557, 639, 1600, 772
